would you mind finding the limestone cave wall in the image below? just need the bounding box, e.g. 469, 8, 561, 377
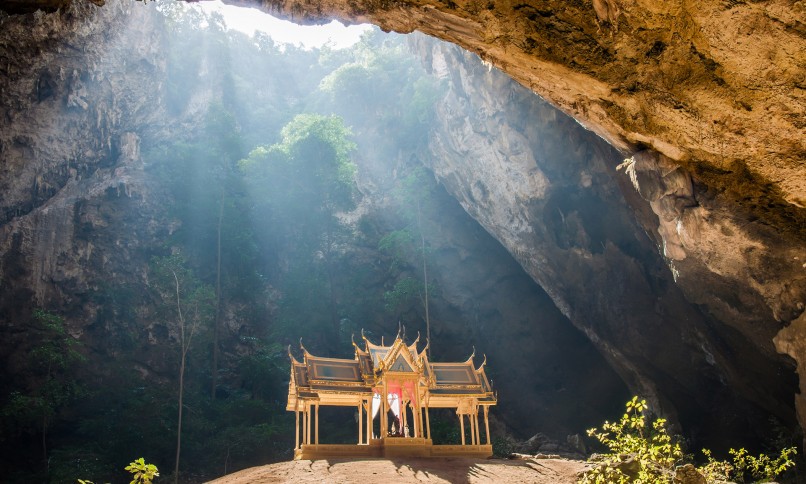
0, 0, 804, 451
413, 34, 798, 446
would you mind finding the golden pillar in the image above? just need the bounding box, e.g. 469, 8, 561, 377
305, 402, 310, 445
315, 403, 320, 445
474, 405, 480, 446
484, 406, 491, 445
459, 413, 466, 445
358, 399, 363, 444
425, 395, 431, 440
294, 400, 300, 450
382, 384, 388, 436
367, 397, 374, 441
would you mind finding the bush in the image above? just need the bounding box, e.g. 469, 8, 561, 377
78, 457, 158, 484
580, 396, 681, 483
124, 458, 159, 484
698, 447, 797, 483
578, 396, 797, 483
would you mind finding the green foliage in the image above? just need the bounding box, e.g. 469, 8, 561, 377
580, 397, 798, 484
318, 63, 373, 107
383, 277, 424, 315
240, 113, 357, 219
171, 392, 292, 476
315, 30, 443, 148
375, 165, 439, 328
239, 113, 358, 348
405, 75, 444, 129
30, 309, 85, 374
698, 447, 797, 483
428, 412, 460, 445
378, 229, 414, 271
697, 448, 733, 483
1, 309, 84, 464
125, 458, 159, 484
580, 396, 682, 483
76, 457, 158, 484
237, 337, 287, 400
492, 435, 516, 458
394, 167, 436, 222
150, 254, 217, 331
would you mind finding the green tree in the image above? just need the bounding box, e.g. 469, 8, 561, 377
149, 255, 215, 484
316, 30, 443, 148
376, 167, 438, 349
240, 114, 357, 345
237, 337, 286, 401
1, 309, 84, 467
148, 100, 260, 400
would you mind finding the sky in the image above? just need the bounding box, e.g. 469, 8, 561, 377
197, 0, 373, 49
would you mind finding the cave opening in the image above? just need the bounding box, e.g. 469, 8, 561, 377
0, 0, 802, 482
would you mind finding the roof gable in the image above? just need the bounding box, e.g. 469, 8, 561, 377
389, 353, 414, 372
380, 335, 421, 373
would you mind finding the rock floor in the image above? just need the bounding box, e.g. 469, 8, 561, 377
207, 457, 590, 483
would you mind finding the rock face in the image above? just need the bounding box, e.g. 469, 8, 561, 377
0, 1, 169, 321
413, 36, 797, 446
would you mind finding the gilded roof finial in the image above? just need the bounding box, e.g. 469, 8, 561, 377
300, 337, 308, 354
288, 344, 301, 364
360, 328, 379, 347
478, 353, 487, 371
466, 345, 476, 363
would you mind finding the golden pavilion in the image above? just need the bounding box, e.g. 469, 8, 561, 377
286, 330, 497, 459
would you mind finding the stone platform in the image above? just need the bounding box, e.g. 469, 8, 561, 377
293, 438, 492, 460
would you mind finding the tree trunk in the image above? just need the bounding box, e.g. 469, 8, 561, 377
41, 411, 48, 467
212, 189, 224, 399
417, 199, 430, 357
325, 217, 339, 343
42, 360, 52, 466
173, 271, 186, 484
175, 352, 185, 484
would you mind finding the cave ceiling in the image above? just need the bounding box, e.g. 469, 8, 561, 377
4, 0, 803, 210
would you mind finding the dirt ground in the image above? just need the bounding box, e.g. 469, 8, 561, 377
207, 457, 590, 483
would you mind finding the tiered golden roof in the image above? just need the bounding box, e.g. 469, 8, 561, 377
287, 330, 495, 410
286, 330, 496, 460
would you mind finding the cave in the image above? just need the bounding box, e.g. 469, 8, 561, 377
0, 0, 804, 482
